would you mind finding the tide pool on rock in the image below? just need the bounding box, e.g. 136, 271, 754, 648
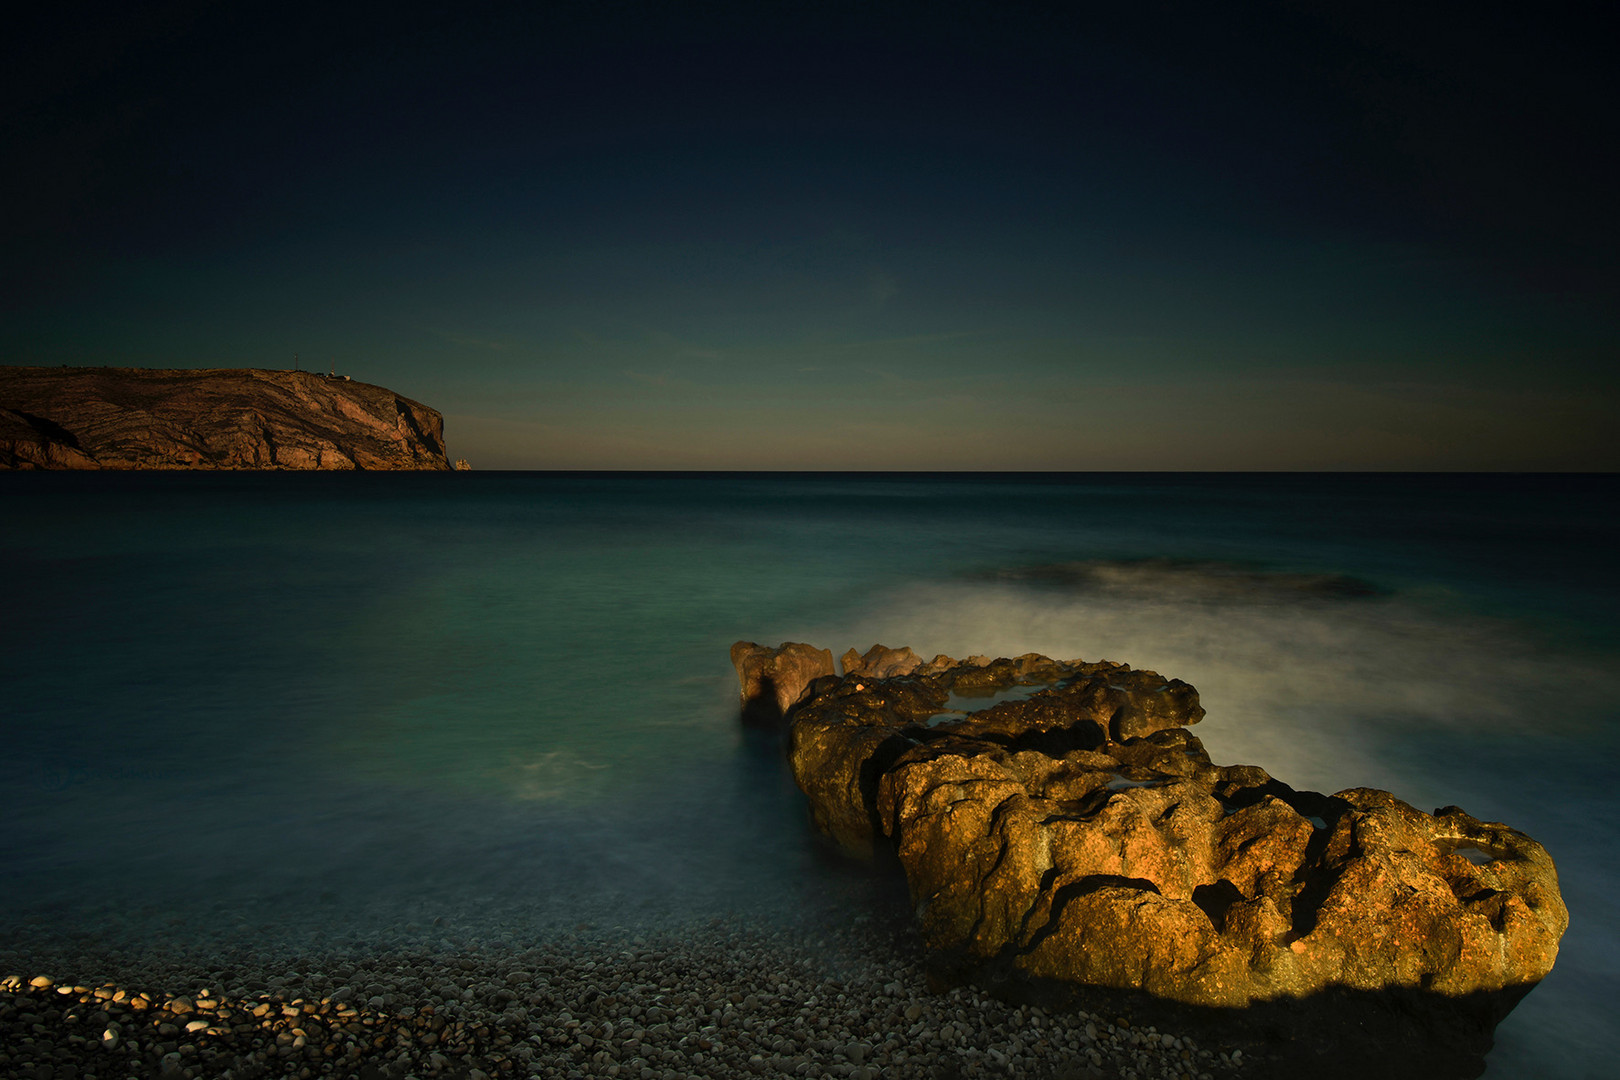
1, 471, 1615, 1079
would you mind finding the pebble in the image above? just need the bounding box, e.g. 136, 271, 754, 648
0, 914, 1240, 1080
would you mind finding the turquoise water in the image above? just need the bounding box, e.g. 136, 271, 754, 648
2, 472, 1615, 1077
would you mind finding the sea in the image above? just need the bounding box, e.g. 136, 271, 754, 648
2, 472, 1615, 1078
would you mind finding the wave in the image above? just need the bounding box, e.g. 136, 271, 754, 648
973, 556, 1385, 604
814, 570, 1613, 804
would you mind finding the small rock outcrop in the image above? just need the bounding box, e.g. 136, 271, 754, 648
731, 641, 837, 725
734, 641, 1569, 1077
0, 366, 453, 470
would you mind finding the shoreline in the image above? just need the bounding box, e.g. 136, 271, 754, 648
2, 909, 1236, 1080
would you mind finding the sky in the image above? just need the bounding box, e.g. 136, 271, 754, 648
3, 0, 1616, 469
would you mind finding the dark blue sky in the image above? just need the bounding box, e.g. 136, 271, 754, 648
4, 1, 1616, 468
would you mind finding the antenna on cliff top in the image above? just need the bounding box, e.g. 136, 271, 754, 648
294, 353, 299, 372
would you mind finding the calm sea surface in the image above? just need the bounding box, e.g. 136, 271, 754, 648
2, 472, 1615, 1077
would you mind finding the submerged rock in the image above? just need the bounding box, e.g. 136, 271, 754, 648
984, 557, 1384, 602
0, 366, 453, 470
736, 641, 1569, 1078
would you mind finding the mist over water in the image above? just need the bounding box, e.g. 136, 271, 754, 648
2, 472, 1615, 1078
833, 572, 1608, 800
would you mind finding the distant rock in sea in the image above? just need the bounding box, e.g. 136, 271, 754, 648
0, 366, 453, 470
733, 641, 1569, 1079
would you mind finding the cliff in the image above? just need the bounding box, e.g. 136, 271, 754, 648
0, 366, 452, 470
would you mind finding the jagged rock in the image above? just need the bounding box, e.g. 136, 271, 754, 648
749, 644, 1569, 1076
0, 366, 452, 470
729, 641, 836, 725
842, 644, 927, 678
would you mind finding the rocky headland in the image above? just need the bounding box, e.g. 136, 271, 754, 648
731, 641, 1569, 1079
0, 366, 453, 470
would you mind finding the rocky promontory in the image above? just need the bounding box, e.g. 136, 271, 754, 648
0, 366, 453, 470
733, 641, 1569, 1079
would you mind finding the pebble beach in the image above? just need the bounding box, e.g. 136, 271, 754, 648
1, 906, 1239, 1080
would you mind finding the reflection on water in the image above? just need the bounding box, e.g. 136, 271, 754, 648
925, 682, 1048, 726
1104, 774, 1165, 791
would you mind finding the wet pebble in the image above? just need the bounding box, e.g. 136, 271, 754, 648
0, 917, 1238, 1080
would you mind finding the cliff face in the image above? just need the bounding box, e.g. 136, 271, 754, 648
0, 366, 452, 470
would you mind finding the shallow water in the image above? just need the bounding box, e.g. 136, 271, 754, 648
926, 682, 1047, 725
2, 472, 1615, 1077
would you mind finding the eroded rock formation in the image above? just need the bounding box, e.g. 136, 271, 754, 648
0, 366, 452, 470
734, 641, 1568, 1075
731, 641, 837, 725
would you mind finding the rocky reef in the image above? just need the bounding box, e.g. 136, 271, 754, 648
0, 366, 452, 470
732, 641, 1569, 1079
